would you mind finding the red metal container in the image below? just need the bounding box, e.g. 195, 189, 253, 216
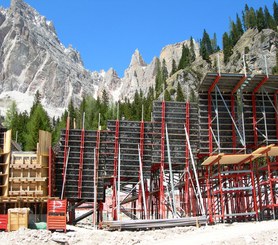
47, 199, 67, 232
0, 214, 8, 231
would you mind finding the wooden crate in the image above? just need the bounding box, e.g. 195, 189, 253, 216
7, 208, 29, 231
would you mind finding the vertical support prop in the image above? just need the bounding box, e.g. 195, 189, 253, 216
159, 100, 166, 218
78, 112, 85, 199
112, 107, 120, 220
165, 124, 177, 217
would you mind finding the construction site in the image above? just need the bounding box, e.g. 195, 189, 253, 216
1, 71, 278, 232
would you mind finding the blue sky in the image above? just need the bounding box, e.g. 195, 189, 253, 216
1, 0, 276, 77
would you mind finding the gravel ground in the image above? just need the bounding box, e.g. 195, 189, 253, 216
1, 220, 278, 245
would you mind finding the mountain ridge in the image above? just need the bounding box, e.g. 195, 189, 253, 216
0, 0, 277, 118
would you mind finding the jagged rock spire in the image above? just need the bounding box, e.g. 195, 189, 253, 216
129, 49, 146, 67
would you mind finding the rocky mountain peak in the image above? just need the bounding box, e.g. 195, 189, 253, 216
10, 0, 24, 10
129, 49, 146, 67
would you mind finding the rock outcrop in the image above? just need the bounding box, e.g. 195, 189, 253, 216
0, 0, 277, 117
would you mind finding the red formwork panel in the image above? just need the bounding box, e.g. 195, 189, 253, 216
0, 214, 8, 231
47, 199, 67, 232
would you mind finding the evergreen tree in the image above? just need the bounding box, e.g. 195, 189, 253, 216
248, 7, 257, 29
132, 90, 141, 120
264, 6, 276, 30
162, 59, 168, 80
236, 14, 244, 36
67, 98, 76, 128
256, 7, 266, 31
230, 20, 239, 46
3, 101, 18, 130
164, 90, 171, 101
274, 1, 278, 25
170, 59, 177, 76
30, 90, 42, 115
223, 32, 233, 63
155, 58, 165, 98
200, 29, 212, 62
178, 44, 190, 69
143, 87, 154, 121
211, 33, 218, 53
24, 104, 52, 150
242, 4, 250, 30
189, 37, 196, 61
176, 82, 185, 102
16, 111, 29, 147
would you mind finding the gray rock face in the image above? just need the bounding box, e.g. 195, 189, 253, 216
223, 29, 278, 74
0, 0, 277, 118
0, 0, 121, 117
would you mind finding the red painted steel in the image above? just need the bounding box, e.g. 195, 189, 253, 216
252, 76, 268, 148
252, 94, 258, 148
159, 100, 166, 218
208, 75, 221, 154
78, 128, 85, 199
231, 95, 236, 151
0, 214, 8, 231
112, 120, 120, 220
47, 199, 67, 232
275, 93, 278, 141
249, 162, 259, 220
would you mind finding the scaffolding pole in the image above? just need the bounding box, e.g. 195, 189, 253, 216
165, 124, 177, 218
138, 145, 147, 219
184, 126, 205, 217
117, 144, 121, 220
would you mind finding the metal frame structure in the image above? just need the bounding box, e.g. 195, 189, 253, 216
48, 72, 278, 227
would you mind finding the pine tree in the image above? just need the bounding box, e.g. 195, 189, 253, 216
230, 20, 239, 46
242, 4, 250, 30
236, 14, 244, 36
176, 82, 185, 102
3, 101, 18, 130
162, 59, 168, 80
24, 104, 52, 150
256, 7, 266, 31
274, 1, 278, 25
189, 37, 196, 61
67, 98, 76, 128
164, 90, 171, 101
211, 33, 218, 53
30, 90, 42, 115
264, 6, 276, 30
178, 44, 190, 70
223, 32, 233, 63
16, 111, 29, 147
248, 7, 257, 29
200, 29, 212, 62
155, 58, 163, 97
170, 59, 177, 76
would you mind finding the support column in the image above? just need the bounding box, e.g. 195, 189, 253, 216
252, 76, 268, 148
184, 101, 190, 215
208, 75, 221, 154
62, 116, 70, 197
112, 120, 120, 220
78, 120, 85, 199
159, 100, 166, 218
